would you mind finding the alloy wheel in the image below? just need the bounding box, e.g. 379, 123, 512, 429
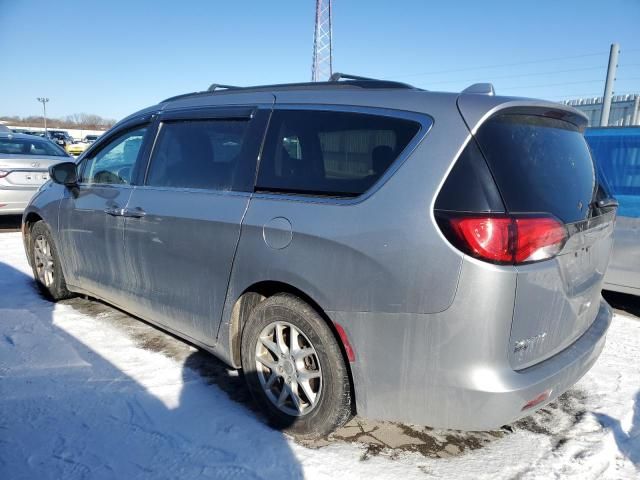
255, 321, 322, 417
33, 235, 55, 287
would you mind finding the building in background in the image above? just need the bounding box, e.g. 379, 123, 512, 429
563, 94, 640, 126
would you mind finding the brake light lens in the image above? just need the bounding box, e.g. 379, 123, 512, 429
441, 214, 567, 265
514, 217, 567, 263
450, 217, 513, 263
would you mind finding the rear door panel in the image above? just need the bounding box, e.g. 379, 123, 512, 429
122, 188, 251, 343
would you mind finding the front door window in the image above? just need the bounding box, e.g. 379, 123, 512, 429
81, 127, 147, 185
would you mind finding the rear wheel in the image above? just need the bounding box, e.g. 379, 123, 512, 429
30, 221, 74, 301
241, 293, 352, 438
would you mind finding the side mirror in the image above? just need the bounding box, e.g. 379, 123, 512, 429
49, 162, 78, 186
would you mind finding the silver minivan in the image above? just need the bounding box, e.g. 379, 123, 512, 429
22, 76, 616, 438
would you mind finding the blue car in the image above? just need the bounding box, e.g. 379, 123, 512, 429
586, 126, 640, 295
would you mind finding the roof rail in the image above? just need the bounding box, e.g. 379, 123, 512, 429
161, 75, 419, 103
207, 83, 240, 92
329, 72, 383, 82
461, 83, 495, 96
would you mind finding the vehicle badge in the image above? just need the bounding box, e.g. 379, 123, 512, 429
31, 162, 40, 168
577, 201, 583, 210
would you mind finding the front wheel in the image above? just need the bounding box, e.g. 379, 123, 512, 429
29, 221, 74, 301
241, 293, 353, 438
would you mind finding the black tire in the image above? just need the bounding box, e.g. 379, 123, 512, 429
241, 293, 352, 438
29, 221, 74, 301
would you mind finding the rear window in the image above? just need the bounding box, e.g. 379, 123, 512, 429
585, 129, 640, 218
0, 137, 68, 157
475, 114, 596, 224
256, 110, 421, 196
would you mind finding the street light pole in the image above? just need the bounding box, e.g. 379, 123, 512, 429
36, 97, 49, 134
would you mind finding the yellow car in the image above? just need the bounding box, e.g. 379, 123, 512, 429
66, 142, 90, 156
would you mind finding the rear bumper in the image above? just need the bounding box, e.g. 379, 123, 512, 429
329, 259, 612, 430
436, 299, 611, 430
0, 188, 37, 215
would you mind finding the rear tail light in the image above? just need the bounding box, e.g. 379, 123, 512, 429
514, 217, 567, 263
438, 214, 567, 265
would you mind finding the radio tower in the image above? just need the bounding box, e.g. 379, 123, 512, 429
311, 0, 333, 82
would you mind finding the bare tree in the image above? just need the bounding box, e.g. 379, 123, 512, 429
0, 113, 116, 130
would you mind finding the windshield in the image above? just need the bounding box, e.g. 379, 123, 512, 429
0, 137, 68, 157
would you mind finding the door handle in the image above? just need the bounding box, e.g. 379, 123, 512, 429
104, 206, 124, 216
122, 207, 146, 218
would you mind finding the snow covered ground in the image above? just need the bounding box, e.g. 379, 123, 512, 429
0, 230, 638, 479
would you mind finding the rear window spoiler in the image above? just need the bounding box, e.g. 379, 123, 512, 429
457, 96, 589, 132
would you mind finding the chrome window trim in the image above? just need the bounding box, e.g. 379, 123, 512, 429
130, 184, 252, 199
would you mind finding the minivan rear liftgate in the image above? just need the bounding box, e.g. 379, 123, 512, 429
438, 104, 617, 370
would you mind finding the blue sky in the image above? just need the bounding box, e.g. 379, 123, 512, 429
1, 0, 639, 121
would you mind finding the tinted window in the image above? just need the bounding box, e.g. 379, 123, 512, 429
475, 114, 596, 224
256, 110, 421, 196
586, 129, 640, 218
435, 139, 504, 213
81, 127, 147, 184
146, 119, 249, 191
0, 137, 68, 157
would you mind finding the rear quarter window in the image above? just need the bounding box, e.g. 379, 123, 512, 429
256, 110, 421, 196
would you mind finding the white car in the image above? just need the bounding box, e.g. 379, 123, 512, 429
0, 132, 71, 214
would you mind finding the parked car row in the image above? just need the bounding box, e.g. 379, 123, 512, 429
10, 128, 102, 155
19, 75, 625, 438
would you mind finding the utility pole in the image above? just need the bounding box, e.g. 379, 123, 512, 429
311, 0, 333, 82
600, 43, 620, 127
37, 97, 50, 134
